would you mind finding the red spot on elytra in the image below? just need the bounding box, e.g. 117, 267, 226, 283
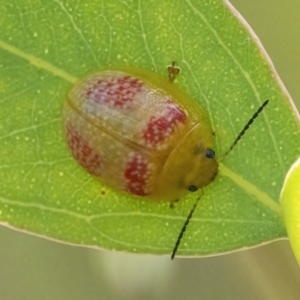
124, 154, 150, 196
66, 124, 102, 176
86, 75, 143, 109
143, 100, 186, 146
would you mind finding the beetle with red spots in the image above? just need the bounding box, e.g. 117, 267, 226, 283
63, 66, 219, 201
63, 64, 269, 258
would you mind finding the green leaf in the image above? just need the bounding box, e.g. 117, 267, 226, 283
280, 157, 300, 265
0, 0, 300, 257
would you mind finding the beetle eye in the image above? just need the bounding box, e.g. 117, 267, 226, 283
188, 185, 198, 192
205, 148, 215, 159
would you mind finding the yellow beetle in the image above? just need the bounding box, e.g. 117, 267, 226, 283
63, 65, 218, 202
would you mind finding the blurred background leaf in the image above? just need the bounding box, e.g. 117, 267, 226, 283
280, 156, 300, 265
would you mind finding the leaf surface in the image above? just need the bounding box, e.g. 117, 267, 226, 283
0, 0, 300, 257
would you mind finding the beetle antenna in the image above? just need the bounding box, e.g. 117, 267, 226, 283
220, 99, 269, 161
171, 191, 203, 260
